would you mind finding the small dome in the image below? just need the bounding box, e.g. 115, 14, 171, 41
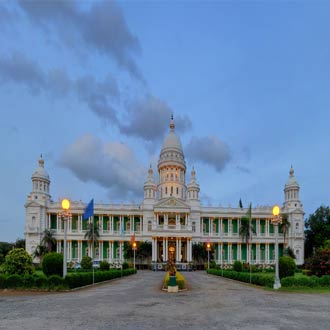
285, 165, 299, 188
32, 155, 50, 180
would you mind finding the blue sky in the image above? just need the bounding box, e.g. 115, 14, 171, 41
1, 1, 330, 242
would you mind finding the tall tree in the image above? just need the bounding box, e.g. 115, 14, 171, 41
41, 229, 56, 252
239, 203, 256, 262
32, 244, 48, 262
305, 205, 330, 258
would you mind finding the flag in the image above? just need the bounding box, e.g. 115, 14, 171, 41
239, 198, 243, 209
83, 199, 94, 220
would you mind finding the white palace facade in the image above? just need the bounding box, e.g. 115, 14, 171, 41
25, 118, 305, 265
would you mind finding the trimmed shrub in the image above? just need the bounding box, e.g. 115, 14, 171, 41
207, 269, 274, 288
319, 275, 330, 287
42, 252, 63, 277
48, 275, 65, 289
2, 248, 34, 275
233, 261, 243, 272
22, 274, 35, 288
279, 256, 295, 279
34, 275, 49, 288
81, 256, 92, 270
0, 275, 6, 289
65, 268, 136, 289
100, 261, 110, 271
122, 262, 129, 270
6, 274, 23, 288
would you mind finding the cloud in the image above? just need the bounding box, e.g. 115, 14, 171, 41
0, 52, 120, 122
58, 134, 145, 199
185, 136, 231, 172
119, 95, 192, 142
18, 0, 142, 80
0, 52, 45, 93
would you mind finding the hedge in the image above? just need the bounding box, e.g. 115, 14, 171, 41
64, 268, 137, 289
281, 275, 330, 288
207, 269, 274, 288
0, 269, 137, 290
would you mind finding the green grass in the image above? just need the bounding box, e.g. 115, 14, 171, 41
278, 287, 330, 294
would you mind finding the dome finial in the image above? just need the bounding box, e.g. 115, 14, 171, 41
170, 114, 175, 130
39, 154, 44, 167
290, 165, 294, 177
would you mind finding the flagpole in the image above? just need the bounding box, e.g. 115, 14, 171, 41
92, 215, 95, 285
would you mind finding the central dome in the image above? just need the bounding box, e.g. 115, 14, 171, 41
158, 116, 186, 170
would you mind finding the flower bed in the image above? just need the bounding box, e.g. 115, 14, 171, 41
163, 271, 186, 290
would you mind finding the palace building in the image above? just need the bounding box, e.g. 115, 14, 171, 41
25, 118, 305, 266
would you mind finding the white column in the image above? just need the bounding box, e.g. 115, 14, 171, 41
229, 219, 232, 236
266, 243, 269, 263
220, 219, 223, 236
256, 244, 260, 263
155, 239, 158, 262
217, 242, 220, 263
176, 238, 179, 261
238, 244, 241, 261
164, 214, 168, 229
162, 238, 166, 262
110, 241, 113, 262
78, 241, 82, 261
99, 241, 102, 260
119, 241, 123, 262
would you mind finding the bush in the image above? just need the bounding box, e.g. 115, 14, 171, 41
207, 269, 274, 287
6, 274, 23, 288
65, 268, 137, 289
81, 256, 92, 270
48, 275, 65, 289
0, 275, 6, 289
22, 274, 35, 288
122, 262, 129, 270
2, 248, 34, 275
100, 261, 110, 271
319, 275, 330, 287
42, 252, 63, 277
233, 261, 243, 272
34, 275, 49, 288
279, 256, 295, 279
308, 249, 330, 277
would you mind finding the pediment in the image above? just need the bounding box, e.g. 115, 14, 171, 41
154, 197, 190, 212
25, 200, 43, 208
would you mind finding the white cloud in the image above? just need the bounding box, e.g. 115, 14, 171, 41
185, 136, 231, 172
58, 134, 146, 199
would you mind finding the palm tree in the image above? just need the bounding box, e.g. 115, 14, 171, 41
279, 214, 290, 247
32, 244, 48, 262
239, 203, 256, 262
41, 229, 56, 252
84, 221, 100, 259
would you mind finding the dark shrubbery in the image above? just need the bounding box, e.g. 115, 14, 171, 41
6, 274, 23, 288
281, 275, 330, 288
48, 275, 65, 288
65, 268, 137, 289
279, 256, 295, 279
34, 275, 49, 288
207, 269, 274, 287
307, 249, 330, 277
42, 252, 63, 277
122, 262, 129, 270
100, 261, 110, 271
81, 256, 92, 270
233, 261, 243, 272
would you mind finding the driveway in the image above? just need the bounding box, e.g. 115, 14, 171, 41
0, 271, 329, 330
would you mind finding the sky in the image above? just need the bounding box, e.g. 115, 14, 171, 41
1, 0, 330, 242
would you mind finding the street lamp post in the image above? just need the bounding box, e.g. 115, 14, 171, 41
61, 198, 71, 279
206, 243, 211, 270
272, 205, 282, 289
132, 242, 137, 270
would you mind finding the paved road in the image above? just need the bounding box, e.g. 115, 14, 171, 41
0, 271, 329, 330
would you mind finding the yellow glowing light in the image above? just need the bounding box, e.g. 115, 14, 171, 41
207, 243, 211, 249
61, 199, 70, 211
272, 205, 280, 216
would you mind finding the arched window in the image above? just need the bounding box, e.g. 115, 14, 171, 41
171, 186, 173, 195
296, 222, 299, 231
176, 187, 179, 195
165, 187, 168, 195
192, 222, 196, 232
148, 221, 152, 231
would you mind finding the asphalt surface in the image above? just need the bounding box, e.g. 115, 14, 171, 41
0, 271, 330, 330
